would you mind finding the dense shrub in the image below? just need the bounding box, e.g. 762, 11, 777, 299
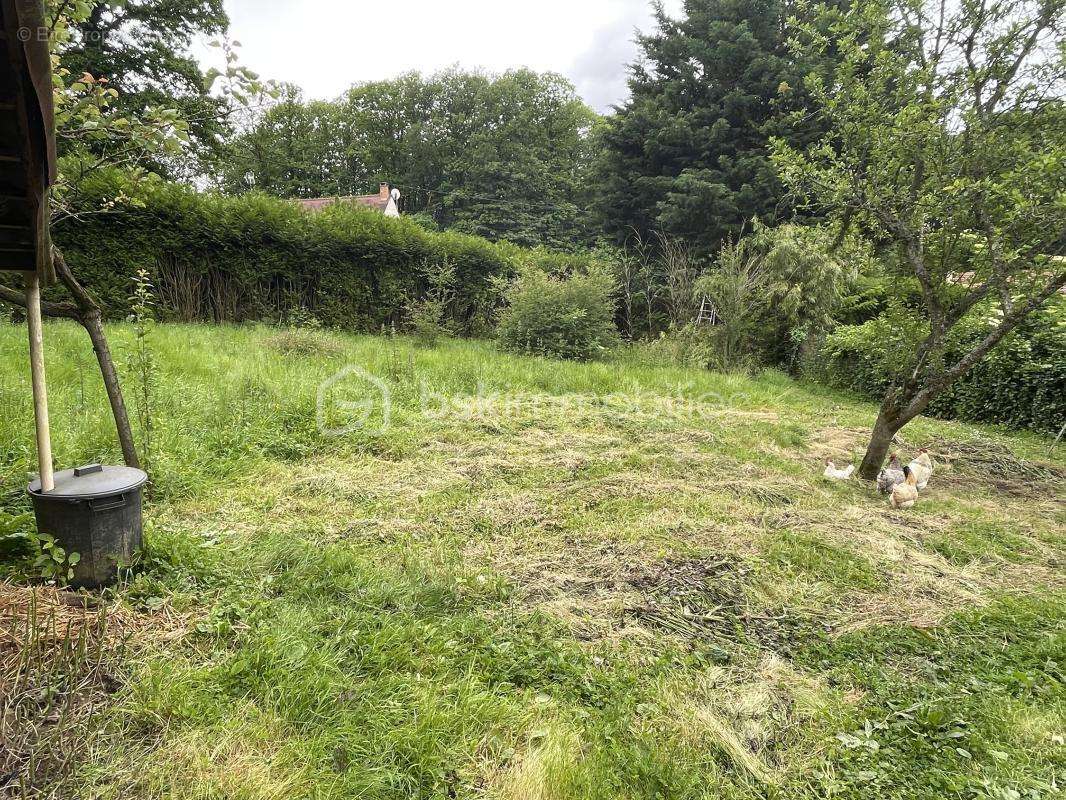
807, 303, 1065, 432
497, 267, 620, 360
52, 179, 596, 333
405, 259, 458, 346
691, 224, 859, 369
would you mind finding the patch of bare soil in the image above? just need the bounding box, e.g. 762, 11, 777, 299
623, 556, 807, 652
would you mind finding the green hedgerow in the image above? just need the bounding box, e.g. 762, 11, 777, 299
52, 174, 597, 333
806, 301, 1065, 433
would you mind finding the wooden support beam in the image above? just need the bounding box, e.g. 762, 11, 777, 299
25, 271, 53, 491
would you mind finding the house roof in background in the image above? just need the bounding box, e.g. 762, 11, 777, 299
296, 193, 392, 214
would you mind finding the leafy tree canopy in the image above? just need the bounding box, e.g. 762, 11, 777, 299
57, 0, 231, 175
773, 0, 1065, 477
215, 69, 599, 250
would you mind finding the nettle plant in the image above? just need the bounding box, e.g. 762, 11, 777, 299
127, 268, 158, 475
0, 510, 80, 584
32, 532, 82, 584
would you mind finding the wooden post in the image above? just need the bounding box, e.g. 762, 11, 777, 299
25, 272, 54, 491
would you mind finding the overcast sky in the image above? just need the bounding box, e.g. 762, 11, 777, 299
197, 0, 684, 113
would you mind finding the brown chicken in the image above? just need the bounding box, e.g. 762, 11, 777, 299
891, 466, 919, 509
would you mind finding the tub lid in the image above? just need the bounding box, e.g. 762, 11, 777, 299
28, 464, 148, 498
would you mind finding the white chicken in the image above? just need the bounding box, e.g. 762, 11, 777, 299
908, 449, 934, 491
823, 460, 856, 480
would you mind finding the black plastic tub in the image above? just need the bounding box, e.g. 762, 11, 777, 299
28, 464, 148, 589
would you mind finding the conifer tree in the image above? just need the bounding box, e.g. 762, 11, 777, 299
594, 0, 827, 254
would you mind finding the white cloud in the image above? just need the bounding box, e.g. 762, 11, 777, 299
198, 0, 683, 112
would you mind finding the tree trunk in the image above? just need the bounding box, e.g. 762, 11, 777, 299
858, 406, 901, 480
82, 308, 140, 469
52, 251, 141, 470
856, 269, 1066, 480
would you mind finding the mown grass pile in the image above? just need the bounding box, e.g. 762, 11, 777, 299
0, 322, 1062, 799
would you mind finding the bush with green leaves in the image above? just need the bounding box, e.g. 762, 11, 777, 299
637, 323, 751, 373
497, 266, 620, 360
807, 302, 1065, 432
681, 222, 858, 370
0, 512, 83, 585
0, 511, 36, 572
406, 259, 458, 346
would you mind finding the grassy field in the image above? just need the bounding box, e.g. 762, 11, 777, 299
1, 321, 1063, 800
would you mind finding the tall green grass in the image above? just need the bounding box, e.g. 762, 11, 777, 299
1, 321, 1062, 800
0, 321, 854, 505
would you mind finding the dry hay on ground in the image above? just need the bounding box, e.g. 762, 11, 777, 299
470, 532, 801, 650
808, 426, 1064, 497
0, 582, 159, 670
921, 437, 1065, 499
916, 435, 1063, 481
1, 583, 120, 794
488, 653, 850, 798
622, 556, 808, 651
810, 427, 1065, 498
659, 653, 850, 787
0, 583, 188, 795
758, 500, 1058, 632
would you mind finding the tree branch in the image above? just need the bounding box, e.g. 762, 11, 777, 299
0, 282, 80, 319
982, 7, 1057, 116
53, 248, 102, 312
899, 267, 1066, 423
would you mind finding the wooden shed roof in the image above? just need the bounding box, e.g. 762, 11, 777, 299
0, 0, 56, 283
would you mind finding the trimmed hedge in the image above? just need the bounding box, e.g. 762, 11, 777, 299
53, 181, 594, 333
806, 304, 1065, 433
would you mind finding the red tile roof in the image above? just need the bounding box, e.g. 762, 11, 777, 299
295, 184, 393, 213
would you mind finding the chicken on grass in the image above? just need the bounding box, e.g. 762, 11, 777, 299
823, 460, 856, 480
877, 453, 906, 494
891, 466, 920, 509
908, 449, 934, 491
